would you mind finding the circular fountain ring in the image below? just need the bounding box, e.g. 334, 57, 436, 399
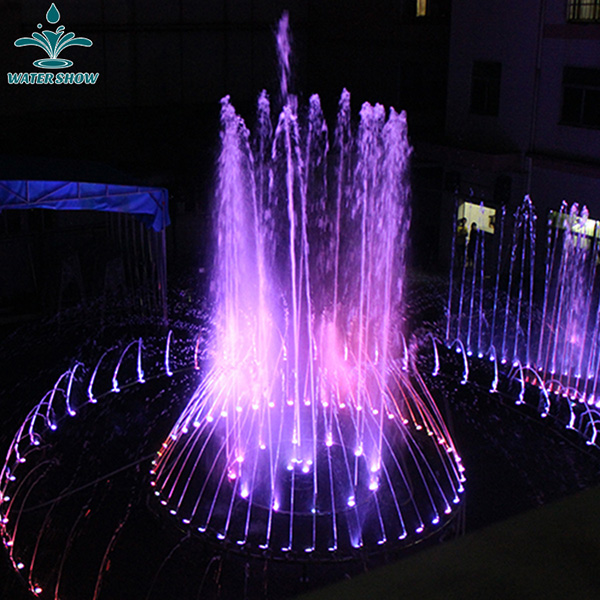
150, 348, 465, 559
0, 332, 465, 600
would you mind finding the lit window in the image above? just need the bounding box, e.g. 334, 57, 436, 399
416, 0, 427, 17
567, 0, 600, 22
561, 67, 600, 128
470, 61, 501, 116
457, 202, 496, 235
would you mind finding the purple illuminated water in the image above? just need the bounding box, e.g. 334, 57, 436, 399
151, 14, 464, 556
447, 195, 600, 443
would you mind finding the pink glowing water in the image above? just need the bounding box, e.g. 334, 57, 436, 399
152, 13, 464, 555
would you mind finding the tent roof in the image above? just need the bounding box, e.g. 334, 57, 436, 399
0, 179, 169, 231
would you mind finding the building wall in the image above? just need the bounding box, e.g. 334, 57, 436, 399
446, 0, 540, 153
531, 162, 600, 214
442, 0, 600, 213
534, 23, 600, 163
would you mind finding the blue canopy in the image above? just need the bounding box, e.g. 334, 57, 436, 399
0, 180, 170, 231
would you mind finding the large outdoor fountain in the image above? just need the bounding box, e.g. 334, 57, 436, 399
151, 14, 464, 556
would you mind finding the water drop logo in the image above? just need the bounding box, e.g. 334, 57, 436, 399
14, 3, 92, 69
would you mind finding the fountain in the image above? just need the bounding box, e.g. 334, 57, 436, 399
151, 13, 464, 556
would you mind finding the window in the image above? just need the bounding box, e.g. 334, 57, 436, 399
415, 0, 449, 18
470, 61, 501, 116
567, 0, 600, 22
457, 202, 496, 235
561, 67, 600, 128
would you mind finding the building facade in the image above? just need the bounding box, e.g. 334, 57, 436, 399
420, 0, 600, 263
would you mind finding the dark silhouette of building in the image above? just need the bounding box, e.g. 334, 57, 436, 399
417, 0, 600, 264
